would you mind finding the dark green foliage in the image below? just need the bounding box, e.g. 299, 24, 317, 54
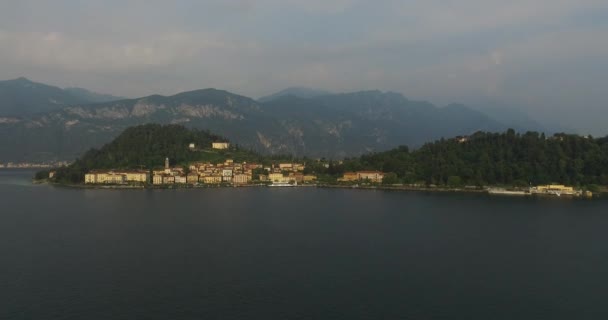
336, 131, 608, 187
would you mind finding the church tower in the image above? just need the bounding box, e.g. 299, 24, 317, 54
165, 157, 169, 169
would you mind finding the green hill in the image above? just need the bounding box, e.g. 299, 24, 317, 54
336, 130, 608, 187
50, 124, 265, 183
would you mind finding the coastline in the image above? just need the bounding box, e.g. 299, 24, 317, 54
33, 179, 605, 198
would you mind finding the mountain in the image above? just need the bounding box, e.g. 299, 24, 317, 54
0, 77, 123, 117
0, 88, 514, 162
0, 77, 89, 116
258, 87, 331, 102
64, 87, 125, 103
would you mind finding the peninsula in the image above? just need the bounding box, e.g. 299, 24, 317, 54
36, 125, 607, 197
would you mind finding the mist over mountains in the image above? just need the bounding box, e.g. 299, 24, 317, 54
0, 78, 553, 162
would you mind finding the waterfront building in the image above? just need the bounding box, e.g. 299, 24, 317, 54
187, 173, 199, 184
85, 170, 148, 184
120, 171, 149, 183
163, 176, 175, 184
153, 175, 163, 185
85, 173, 97, 184
203, 175, 222, 184
269, 173, 286, 183
233, 174, 251, 185
339, 171, 384, 183
339, 172, 359, 182
357, 171, 384, 183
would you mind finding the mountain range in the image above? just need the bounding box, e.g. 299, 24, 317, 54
0, 78, 546, 162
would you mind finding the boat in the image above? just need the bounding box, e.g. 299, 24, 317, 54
268, 182, 296, 187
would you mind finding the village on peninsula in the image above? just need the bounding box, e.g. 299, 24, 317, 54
75, 140, 591, 198
80, 141, 383, 188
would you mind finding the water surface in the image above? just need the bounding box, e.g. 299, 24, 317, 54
1, 170, 607, 319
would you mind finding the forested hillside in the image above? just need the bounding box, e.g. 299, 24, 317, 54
334, 130, 608, 187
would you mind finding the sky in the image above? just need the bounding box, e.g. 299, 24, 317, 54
0, 0, 607, 134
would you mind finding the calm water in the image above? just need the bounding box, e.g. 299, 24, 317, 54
2, 170, 608, 319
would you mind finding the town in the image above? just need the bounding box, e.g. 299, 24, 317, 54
82, 141, 386, 187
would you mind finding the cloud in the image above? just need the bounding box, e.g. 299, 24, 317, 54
0, 0, 607, 133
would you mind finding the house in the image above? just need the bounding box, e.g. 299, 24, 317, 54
339, 172, 359, 182
153, 175, 164, 185
175, 175, 187, 184
357, 171, 384, 183
85, 173, 97, 184
338, 171, 384, 183
120, 171, 149, 183
212, 142, 230, 150
233, 174, 251, 185
203, 175, 222, 184
269, 173, 286, 183
163, 176, 175, 184
187, 173, 199, 184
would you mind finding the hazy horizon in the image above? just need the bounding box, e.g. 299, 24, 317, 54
1, 1, 606, 135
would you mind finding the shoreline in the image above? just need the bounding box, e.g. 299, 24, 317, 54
33, 179, 605, 198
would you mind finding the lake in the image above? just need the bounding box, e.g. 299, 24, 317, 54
2, 170, 608, 319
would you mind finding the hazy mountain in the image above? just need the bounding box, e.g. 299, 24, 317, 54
0, 77, 88, 116
470, 103, 574, 135
64, 87, 125, 103
258, 87, 332, 102
0, 87, 513, 162
0, 77, 124, 117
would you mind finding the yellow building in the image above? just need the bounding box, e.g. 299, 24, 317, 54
175, 175, 187, 184
85, 173, 97, 184
203, 175, 223, 184
187, 173, 199, 184
163, 176, 175, 184
120, 171, 149, 183
212, 142, 230, 150
233, 174, 252, 185
269, 173, 286, 183
357, 171, 384, 183
535, 185, 575, 193
339, 172, 359, 182
153, 175, 164, 185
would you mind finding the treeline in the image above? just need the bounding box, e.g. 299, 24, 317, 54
309, 129, 608, 187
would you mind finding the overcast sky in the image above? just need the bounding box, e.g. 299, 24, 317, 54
0, 0, 607, 134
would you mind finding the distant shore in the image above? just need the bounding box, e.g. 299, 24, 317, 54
32, 179, 606, 198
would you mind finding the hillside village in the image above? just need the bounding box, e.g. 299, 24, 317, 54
82, 141, 385, 187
